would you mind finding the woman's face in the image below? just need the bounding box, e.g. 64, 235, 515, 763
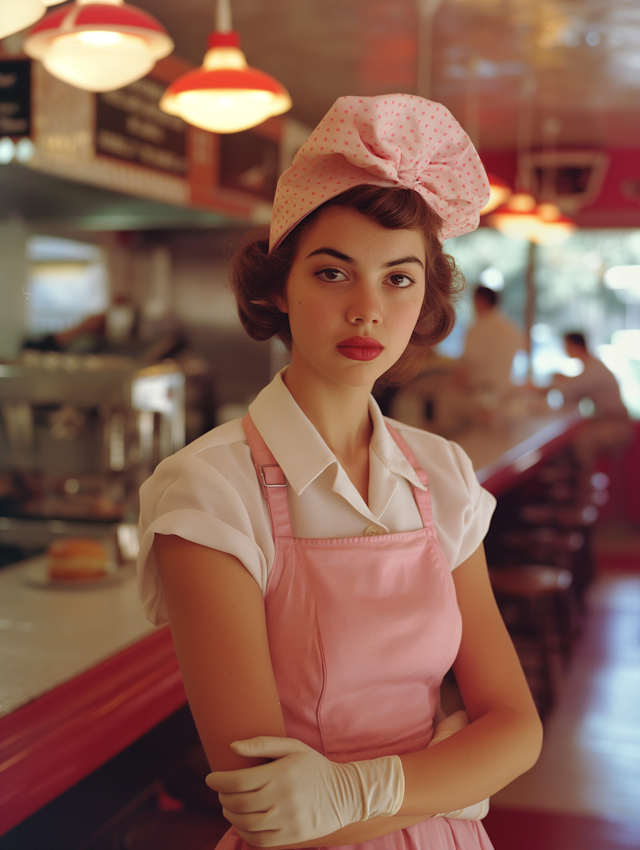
274, 205, 426, 390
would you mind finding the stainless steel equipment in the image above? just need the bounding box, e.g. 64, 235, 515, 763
0, 351, 185, 560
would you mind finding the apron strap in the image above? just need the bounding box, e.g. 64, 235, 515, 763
384, 423, 434, 528
242, 413, 293, 538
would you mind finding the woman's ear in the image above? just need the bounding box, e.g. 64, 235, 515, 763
249, 297, 288, 314
272, 293, 288, 314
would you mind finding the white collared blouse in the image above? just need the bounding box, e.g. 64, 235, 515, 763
138, 371, 496, 626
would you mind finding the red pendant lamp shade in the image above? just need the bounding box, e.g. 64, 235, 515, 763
160, 31, 292, 133
167, 33, 286, 99
24, 1, 174, 92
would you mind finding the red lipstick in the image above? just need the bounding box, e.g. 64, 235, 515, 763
336, 336, 384, 361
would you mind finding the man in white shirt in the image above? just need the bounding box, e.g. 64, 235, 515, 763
553, 332, 633, 468
434, 287, 526, 435
457, 286, 527, 400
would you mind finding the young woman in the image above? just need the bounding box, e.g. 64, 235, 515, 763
138, 94, 543, 850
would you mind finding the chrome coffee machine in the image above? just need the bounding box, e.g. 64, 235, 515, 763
0, 351, 184, 563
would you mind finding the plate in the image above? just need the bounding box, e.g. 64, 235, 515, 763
21, 559, 133, 589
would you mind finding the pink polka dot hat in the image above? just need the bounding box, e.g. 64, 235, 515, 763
269, 93, 490, 252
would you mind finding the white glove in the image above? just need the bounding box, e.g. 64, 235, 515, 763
205, 736, 404, 846
428, 709, 490, 820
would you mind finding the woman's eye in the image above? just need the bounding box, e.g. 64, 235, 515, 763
387, 273, 415, 288
315, 268, 347, 282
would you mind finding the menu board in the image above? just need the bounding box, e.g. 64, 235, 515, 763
219, 129, 280, 201
0, 60, 31, 137
95, 76, 188, 175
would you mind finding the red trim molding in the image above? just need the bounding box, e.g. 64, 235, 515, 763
0, 627, 186, 836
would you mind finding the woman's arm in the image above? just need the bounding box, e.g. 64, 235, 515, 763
157, 534, 541, 846
203, 542, 543, 848
154, 533, 430, 843
154, 534, 287, 771
397, 542, 543, 816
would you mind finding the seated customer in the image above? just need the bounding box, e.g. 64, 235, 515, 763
553, 331, 633, 468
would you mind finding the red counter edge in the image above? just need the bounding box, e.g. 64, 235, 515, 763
477, 411, 584, 496
0, 626, 186, 836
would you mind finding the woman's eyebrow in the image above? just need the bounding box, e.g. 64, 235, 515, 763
305, 249, 424, 270
305, 247, 353, 262
384, 256, 424, 269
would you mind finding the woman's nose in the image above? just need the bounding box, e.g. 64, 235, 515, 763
346, 281, 382, 325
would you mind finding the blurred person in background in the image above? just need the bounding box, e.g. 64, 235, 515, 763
553, 331, 633, 469
456, 286, 526, 402
436, 286, 526, 434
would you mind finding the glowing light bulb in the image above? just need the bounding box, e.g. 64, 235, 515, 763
43, 31, 154, 92
76, 30, 124, 46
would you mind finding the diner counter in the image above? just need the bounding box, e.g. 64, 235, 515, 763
458, 407, 584, 496
0, 406, 583, 836
0, 562, 186, 835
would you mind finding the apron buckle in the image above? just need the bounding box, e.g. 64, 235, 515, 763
260, 464, 287, 490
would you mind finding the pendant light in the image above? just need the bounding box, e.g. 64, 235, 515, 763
487, 192, 541, 241
488, 195, 577, 244
23, 0, 174, 93
480, 173, 512, 215
160, 0, 292, 134
0, 0, 65, 40
534, 202, 576, 245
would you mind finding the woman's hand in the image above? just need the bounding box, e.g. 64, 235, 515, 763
206, 736, 404, 847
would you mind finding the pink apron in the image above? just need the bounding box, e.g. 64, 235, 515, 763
217, 414, 494, 850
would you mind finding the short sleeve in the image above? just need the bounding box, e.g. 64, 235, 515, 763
137, 448, 271, 626
448, 441, 496, 568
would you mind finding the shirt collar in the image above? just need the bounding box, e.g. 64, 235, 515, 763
248, 371, 336, 496
248, 371, 426, 496
368, 396, 427, 491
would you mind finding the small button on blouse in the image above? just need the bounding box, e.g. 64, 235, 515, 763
363, 524, 385, 536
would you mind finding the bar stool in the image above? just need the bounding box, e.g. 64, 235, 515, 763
490, 564, 573, 717
519, 502, 598, 527
534, 459, 609, 507
517, 502, 598, 604
502, 527, 585, 563
500, 527, 586, 617
546, 479, 610, 507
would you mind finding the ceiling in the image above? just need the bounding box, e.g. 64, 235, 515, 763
135, 0, 640, 151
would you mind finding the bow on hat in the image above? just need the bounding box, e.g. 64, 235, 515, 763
269, 94, 490, 252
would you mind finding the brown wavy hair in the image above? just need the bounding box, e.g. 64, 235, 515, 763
230, 185, 464, 386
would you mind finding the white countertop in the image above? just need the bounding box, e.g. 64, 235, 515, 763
0, 556, 155, 719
